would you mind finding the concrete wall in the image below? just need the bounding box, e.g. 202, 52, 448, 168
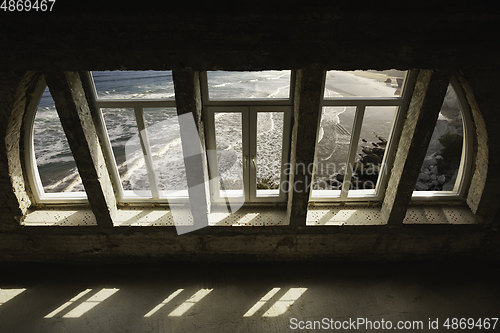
0, 4, 499, 263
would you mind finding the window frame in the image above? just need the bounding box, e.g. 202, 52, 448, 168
25, 70, 474, 208
201, 70, 294, 204
410, 74, 475, 201
85, 71, 190, 204
25, 77, 88, 204
205, 105, 292, 203
310, 70, 416, 203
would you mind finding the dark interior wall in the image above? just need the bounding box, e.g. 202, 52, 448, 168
1, 3, 499, 263
1, 2, 499, 71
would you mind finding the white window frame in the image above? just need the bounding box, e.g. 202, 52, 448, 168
85, 71, 189, 204
25, 78, 88, 204
201, 71, 294, 204
205, 106, 292, 203
25, 70, 474, 206
311, 70, 416, 202
411, 75, 474, 201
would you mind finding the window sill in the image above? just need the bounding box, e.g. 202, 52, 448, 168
306, 205, 384, 226
404, 205, 477, 225
22, 207, 97, 227
21, 204, 477, 227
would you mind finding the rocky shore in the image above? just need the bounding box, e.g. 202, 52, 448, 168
331, 136, 387, 190
330, 131, 462, 192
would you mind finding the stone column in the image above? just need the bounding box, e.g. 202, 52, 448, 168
460, 70, 500, 226
44, 71, 116, 228
381, 70, 451, 225
287, 68, 325, 226
0, 71, 40, 230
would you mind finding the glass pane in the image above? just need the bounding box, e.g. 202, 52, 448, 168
208, 71, 290, 100
256, 112, 284, 195
214, 112, 243, 194
144, 108, 189, 194
414, 84, 464, 192
33, 87, 85, 193
93, 71, 175, 100
349, 106, 397, 191
101, 108, 151, 194
324, 70, 406, 98
312, 106, 356, 191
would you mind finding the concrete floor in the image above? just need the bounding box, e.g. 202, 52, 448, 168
0, 261, 498, 333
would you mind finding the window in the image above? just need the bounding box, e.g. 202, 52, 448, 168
411, 75, 474, 200
25, 79, 87, 203
203, 71, 293, 204
25, 70, 474, 211
205, 106, 291, 203
90, 71, 188, 203
311, 70, 411, 202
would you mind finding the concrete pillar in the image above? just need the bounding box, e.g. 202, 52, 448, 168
173, 69, 210, 232
44, 71, 116, 228
460, 70, 500, 226
381, 70, 452, 225
287, 68, 325, 226
0, 71, 40, 230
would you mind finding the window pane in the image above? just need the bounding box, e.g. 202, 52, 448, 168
144, 108, 189, 195
101, 108, 151, 194
312, 106, 356, 192
214, 112, 243, 195
33, 87, 85, 193
207, 71, 290, 100
256, 112, 284, 196
324, 70, 406, 98
414, 84, 464, 192
93, 71, 174, 100
349, 106, 397, 191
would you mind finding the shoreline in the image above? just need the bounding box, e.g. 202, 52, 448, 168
349, 70, 406, 84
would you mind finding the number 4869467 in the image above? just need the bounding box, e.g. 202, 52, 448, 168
1, 0, 56, 11
443, 318, 498, 330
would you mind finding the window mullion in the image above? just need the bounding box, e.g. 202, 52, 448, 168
243, 108, 253, 202
205, 107, 221, 202
133, 107, 160, 199
341, 104, 366, 199
279, 107, 292, 201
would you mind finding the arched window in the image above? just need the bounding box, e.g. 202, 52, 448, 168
25, 78, 87, 203
411, 75, 474, 200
